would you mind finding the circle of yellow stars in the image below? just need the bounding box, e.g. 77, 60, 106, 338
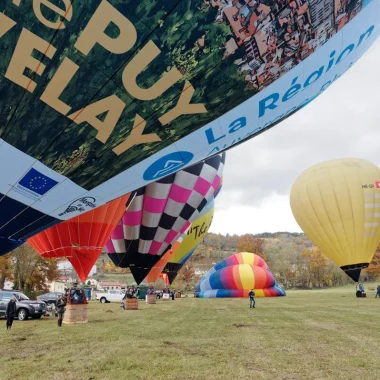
29, 176, 47, 190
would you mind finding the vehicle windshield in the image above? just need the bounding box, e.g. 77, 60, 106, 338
14, 293, 30, 301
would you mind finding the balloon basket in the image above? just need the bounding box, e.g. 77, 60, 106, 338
175, 293, 181, 299
162, 294, 170, 301
146, 294, 156, 304
63, 304, 88, 324
125, 298, 138, 310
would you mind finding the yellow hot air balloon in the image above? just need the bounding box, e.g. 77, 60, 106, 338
290, 158, 380, 282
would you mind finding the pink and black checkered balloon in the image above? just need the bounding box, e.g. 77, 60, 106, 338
106, 153, 225, 283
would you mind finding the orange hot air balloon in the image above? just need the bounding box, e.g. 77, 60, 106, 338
28, 193, 133, 282
159, 273, 170, 287
144, 240, 182, 284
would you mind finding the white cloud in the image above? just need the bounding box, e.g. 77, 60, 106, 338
211, 39, 380, 235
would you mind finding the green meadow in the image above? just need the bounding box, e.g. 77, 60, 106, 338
1, 285, 380, 380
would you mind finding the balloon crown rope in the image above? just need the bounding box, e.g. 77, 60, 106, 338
0, 235, 23, 243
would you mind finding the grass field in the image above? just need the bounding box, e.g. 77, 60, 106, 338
1, 285, 380, 380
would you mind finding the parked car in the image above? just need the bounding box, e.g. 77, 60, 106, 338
37, 292, 65, 305
96, 290, 125, 303
0, 290, 46, 321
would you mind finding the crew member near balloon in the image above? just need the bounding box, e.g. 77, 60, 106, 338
249, 289, 256, 308
5, 297, 17, 330
56, 294, 67, 328
376, 285, 380, 298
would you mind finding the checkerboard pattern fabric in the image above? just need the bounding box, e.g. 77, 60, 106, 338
106, 153, 225, 283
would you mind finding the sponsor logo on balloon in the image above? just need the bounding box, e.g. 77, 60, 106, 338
14, 168, 59, 199
58, 196, 97, 217
362, 184, 376, 189
18, 168, 58, 195
0, 0, 376, 210
143, 152, 194, 181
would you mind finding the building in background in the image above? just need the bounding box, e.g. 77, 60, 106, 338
98, 282, 126, 291
48, 280, 66, 292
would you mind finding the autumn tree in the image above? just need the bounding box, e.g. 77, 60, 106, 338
178, 262, 195, 284
237, 235, 265, 259
303, 248, 327, 288
172, 262, 196, 292
0, 254, 13, 289
363, 243, 380, 280
264, 235, 302, 287
12, 245, 59, 292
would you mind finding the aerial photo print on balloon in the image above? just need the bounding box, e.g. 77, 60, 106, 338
0, 0, 378, 254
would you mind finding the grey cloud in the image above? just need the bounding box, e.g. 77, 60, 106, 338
219, 39, 380, 208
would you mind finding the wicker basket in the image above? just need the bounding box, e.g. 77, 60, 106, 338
146, 294, 156, 304
125, 298, 138, 310
62, 304, 88, 324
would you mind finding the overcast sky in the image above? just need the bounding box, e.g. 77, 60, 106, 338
210, 39, 380, 236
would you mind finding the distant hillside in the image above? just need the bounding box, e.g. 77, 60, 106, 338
95, 232, 355, 289
195, 232, 313, 260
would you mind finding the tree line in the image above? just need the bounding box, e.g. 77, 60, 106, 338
0, 245, 59, 297
182, 233, 380, 290
2, 233, 380, 294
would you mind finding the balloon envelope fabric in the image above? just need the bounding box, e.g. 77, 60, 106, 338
290, 158, 380, 282
163, 198, 215, 284
0, 1, 377, 257
28, 193, 133, 282
145, 197, 215, 284
195, 252, 285, 298
106, 153, 225, 284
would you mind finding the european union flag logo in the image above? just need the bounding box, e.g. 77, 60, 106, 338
18, 168, 59, 196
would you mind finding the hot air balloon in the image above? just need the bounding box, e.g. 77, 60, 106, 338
290, 158, 380, 282
146, 198, 215, 285
0, 0, 377, 255
106, 154, 225, 284
28, 193, 133, 282
195, 252, 285, 298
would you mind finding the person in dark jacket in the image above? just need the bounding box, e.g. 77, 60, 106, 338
248, 289, 256, 308
5, 296, 17, 330
56, 294, 66, 327
376, 285, 380, 298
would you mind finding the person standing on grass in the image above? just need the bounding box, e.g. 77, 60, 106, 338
5, 296, 17, 330
249, 289, 255, 308
376, 285, 380, 298
56, 294, 66, 327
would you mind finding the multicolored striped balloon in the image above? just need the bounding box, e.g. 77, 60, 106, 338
195, 252, 285, 298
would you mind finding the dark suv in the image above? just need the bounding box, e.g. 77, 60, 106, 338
37, 292, 65, 305
0, 290, 46, 321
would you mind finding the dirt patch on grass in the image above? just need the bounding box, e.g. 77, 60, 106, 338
233, 323, 255, 328
163, 341, 178, 346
